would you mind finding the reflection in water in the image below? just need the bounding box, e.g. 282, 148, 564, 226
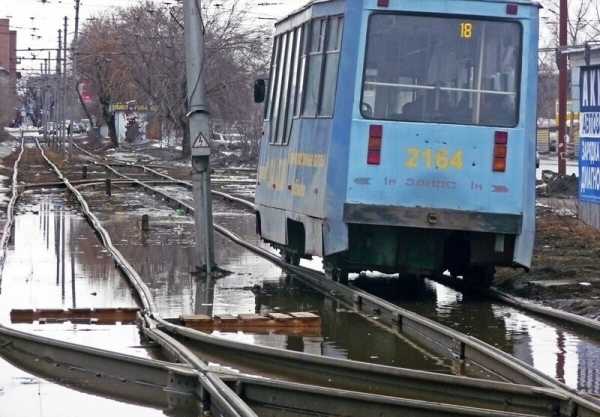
355, 276, 600, 394
0, 192, 139, 323
81, 188, 450, 374
0, 360, 167, 417
0, 191, 177, 416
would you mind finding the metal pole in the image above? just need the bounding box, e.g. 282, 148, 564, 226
74, 0, 81, 45
57, 29, 62, 148
63, 17, 68, 155
557, 0, 568, 176
70, 216, 76, 309
184, 0, 216, 276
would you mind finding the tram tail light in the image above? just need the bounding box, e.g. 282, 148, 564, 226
367, 125, 383, 165
493, 131, 508, 172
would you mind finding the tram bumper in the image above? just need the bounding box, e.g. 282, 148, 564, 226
343, 204, 522, 235
341, 203, 524, 275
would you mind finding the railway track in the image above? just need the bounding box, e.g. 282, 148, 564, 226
69, 140, 600, 408
0, 138, 598, 417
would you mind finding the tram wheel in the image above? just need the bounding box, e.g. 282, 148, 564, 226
463, 266, 495, 289
282, 249, 300, 266
332, 268, 349, 285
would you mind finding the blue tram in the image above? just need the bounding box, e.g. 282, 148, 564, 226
254, 0, 539, 285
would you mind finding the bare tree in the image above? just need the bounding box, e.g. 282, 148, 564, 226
543, 0, 600, 46
77, 14, 140, 146
76, 0, 269, 157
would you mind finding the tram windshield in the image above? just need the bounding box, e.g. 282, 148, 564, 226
361, 14, 521, 127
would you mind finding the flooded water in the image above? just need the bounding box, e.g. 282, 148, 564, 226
81, 186, 452, 374
0, 359, 168, 417
354, 276, 600, 395
0, 189, 188, 416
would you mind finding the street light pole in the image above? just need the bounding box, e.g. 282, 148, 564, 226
184, 0, 216, 276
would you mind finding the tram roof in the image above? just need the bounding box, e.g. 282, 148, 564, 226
277, 0, 541, 25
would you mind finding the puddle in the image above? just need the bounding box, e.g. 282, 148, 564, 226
355, 277, 600, 394
0, 360, 170, 417
0, 190, 192, 416
82, 187, 454, 375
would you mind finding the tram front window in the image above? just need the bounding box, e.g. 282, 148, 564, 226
361, 14, 521, 127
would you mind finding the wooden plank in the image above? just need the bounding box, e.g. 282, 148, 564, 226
238, 314, 269, 322
10, 308, 140, 324
177, 312, 322, 336
267, 313, 293, 321
289, 312, 320, 320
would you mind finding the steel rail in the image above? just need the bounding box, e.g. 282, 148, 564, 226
63, 154, 569, 414
45, 140, 566, 417
22, 179, 184, 190
73, 142, 257, 210
74, 142, 600, 339
0, 138, 25, 287
67, 141, 600, 416
76, 153, 600, 417
33, 139, 257, 417
77, 142, 600, 340
490, 289, 600, 333
0, 323, 554, 417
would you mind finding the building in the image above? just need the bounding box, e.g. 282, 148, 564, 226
567, 45, 600, 112
0, 19, 17, 90
566, 45, 600, 229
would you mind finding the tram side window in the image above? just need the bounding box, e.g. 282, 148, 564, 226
284, 26, 303, 144
303, 18, 327, 117
275, 32, 294, 144
270, 35, 285, 143
320, 16, 344, 117
266, 36, 280, 123
295, 23, 310, 117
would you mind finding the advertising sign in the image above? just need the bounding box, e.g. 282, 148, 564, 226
579, 65, 600, 203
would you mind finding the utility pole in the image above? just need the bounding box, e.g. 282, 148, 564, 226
557, 0, 568, 176
74, 0, 81, 44
43, 58, 48, 141
73, 0, 80, 76
57, 29, 62, 147
184, 0, 216, 276
63, 17, 68, 154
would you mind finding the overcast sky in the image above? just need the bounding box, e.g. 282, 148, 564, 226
2, 0, 597, 74
1, 0, 307, 74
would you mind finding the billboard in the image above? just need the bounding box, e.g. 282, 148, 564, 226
579, 65, 600, 204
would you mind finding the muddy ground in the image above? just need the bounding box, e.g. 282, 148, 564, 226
496, 174, 600, 320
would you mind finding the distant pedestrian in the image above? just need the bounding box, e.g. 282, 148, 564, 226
68, 121, 73, 136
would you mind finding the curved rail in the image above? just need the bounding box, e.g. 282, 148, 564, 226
0, 138, 25, 287
69, 146, 600, 417
0, 138, 564, 416
34, 139, 257, 417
